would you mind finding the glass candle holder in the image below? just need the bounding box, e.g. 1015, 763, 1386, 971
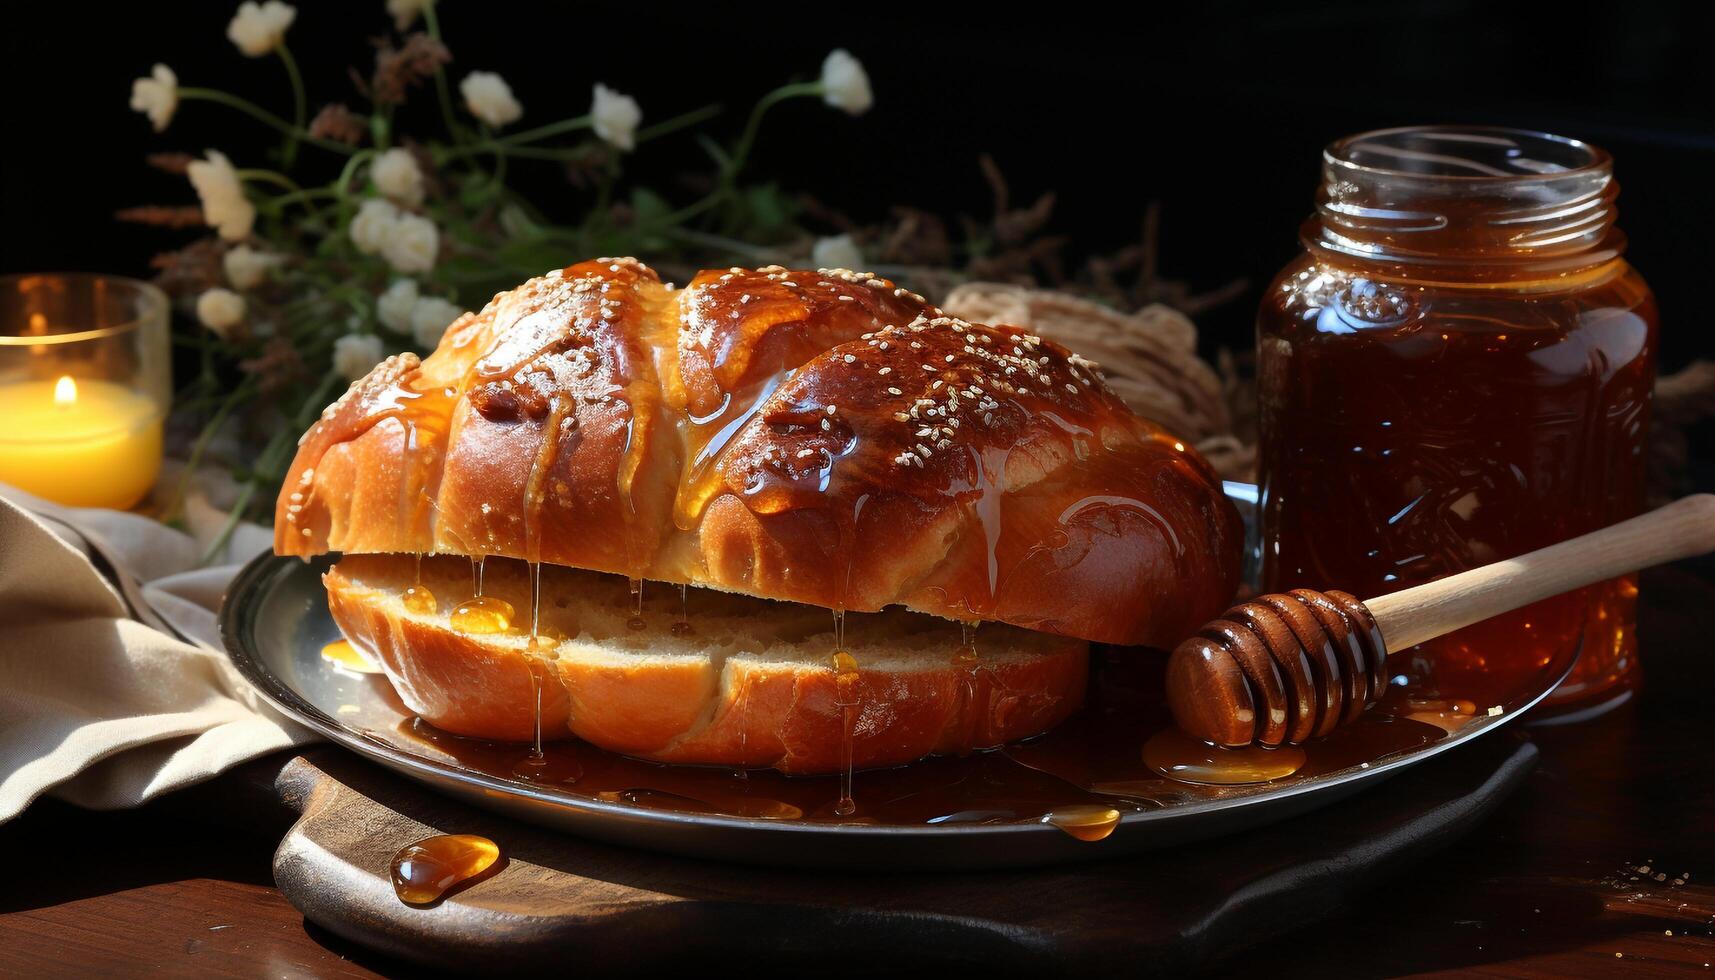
0, 273, 171, 510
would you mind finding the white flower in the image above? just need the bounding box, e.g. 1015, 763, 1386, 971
376, 279, 419, 333
226, 1, 297, 58
811, 234, 864, 272
196, 288, 246, 338
386, 0, 428, 30
349, 198, 400, 255
222, 245, 282, 290
333, 333, 385, 382
371, 147, 425, 206
129, 64, 178, 132
460, 71, 522, 128
409, 296, 464, 349
187, 150, 255, 241
382, 212, 439, 273
590, 83, 642, 151
820, 49, 872, 115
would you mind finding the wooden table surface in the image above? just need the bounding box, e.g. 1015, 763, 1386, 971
2, 567, 1712, 978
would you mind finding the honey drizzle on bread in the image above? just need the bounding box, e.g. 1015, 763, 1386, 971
277, 259, 1241, 649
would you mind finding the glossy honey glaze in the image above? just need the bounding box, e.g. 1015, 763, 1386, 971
279, 260, 1242, 652
354, 640, 1549, 840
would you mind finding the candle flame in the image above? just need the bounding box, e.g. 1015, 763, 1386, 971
53, 375, 77, 405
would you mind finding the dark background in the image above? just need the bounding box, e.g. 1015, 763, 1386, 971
7, 0, 1714, 360
4, 0, 1713, 504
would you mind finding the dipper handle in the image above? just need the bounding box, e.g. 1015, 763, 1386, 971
1366, 494, 1715, 650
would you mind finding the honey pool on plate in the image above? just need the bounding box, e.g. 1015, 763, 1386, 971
344, 629, 1544, 842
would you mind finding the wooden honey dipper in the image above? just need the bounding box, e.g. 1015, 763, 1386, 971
1167, 494, 1715, 748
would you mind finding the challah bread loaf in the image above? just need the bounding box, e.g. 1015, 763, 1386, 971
326, 555, 1088, 774
278, 259, 1241, 648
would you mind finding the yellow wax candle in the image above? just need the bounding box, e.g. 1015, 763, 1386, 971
0, 375, 163, 509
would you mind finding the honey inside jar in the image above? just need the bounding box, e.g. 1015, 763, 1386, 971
1259, 126, 1657, 711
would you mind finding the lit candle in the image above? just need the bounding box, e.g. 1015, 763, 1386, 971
0, 374, 164, 509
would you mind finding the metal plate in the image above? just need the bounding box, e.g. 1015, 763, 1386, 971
219, 522, 1574, 871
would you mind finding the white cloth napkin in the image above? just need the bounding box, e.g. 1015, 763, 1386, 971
0, 481, 316, 823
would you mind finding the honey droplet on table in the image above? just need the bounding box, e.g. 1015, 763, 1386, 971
451, 595, 516, 634
389, 834, 500, 906
1142, 728, 1306, 785
1042, 804, 1123, 842
401, 584, 437, 615
321, 639, 381, 674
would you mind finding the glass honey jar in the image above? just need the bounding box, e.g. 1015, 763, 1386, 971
1258, 126, 1657, 713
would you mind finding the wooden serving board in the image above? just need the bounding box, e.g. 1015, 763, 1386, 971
264, 735, 1538, 973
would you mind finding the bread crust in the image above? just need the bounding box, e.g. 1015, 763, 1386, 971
324, 556, 1088, 774
279, 259, 1241, 648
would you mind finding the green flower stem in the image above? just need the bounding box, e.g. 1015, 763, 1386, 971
662, 83, 818, 235
418, 1, 462, 140
276, 44, 307, 168
334, 149, 377, 202
442, 104, 723, 161
236, 168, 303, 193
655, 191, 724, 228
172, 378, 256, 523
725, 81, 821, 182
198, 370, 338, 565
637, 103, 724, 142
487, 124, 509, 193
177, 87, 355, 155
493, 115, 592, 147
264, 186, 339, 211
